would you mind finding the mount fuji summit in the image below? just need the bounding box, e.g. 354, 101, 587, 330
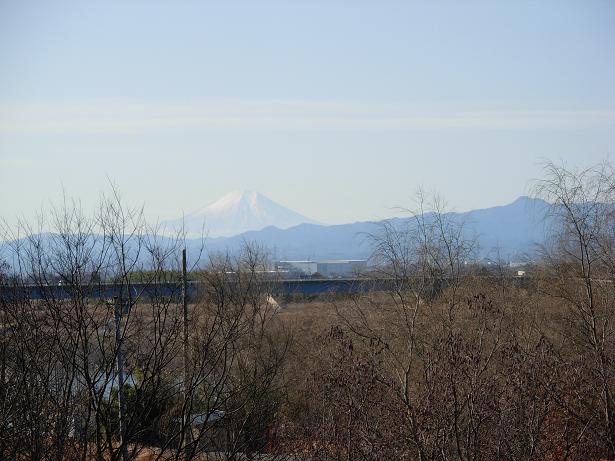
164, 190, 318, 237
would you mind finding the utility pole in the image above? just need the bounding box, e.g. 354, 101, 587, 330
114, 296, 129, 461
181, 249, 192, 458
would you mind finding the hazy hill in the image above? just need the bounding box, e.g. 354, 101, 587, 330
1, 197, 553, 270
198, 196, 551, 262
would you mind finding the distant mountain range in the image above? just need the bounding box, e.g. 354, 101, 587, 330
194, 196, 551, 262
163, 190, 318, 237
1, 195, 553, 270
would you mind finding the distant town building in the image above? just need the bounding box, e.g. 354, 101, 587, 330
277, 260, 368, 278
277, 261, 318, 275
316, 260, 368, 277
509, 262, 527, 268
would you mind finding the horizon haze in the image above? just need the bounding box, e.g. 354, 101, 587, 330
1, 0, 614, 227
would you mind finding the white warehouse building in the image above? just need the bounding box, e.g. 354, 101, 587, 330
277, 260, 368, 277
276, 261, 318, 275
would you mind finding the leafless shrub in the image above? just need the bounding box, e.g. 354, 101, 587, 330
0, 192, 290, 461
533, 159, 615, 458
285, 186, 611, 460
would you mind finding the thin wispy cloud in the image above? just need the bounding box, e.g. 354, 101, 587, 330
1, 101, 614, 135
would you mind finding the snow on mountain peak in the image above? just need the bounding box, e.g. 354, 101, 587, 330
204, 190, 258, 213
165, 190, 317, 237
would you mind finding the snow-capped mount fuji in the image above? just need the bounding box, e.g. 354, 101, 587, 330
164, 190, 318, 237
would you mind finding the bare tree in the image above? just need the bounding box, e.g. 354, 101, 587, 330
169, 243, 291, 461
294, 190, 565, 460
534, 159, 615, 457
0, 191, 290, 461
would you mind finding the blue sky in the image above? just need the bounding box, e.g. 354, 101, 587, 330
1, 0, 614, 225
